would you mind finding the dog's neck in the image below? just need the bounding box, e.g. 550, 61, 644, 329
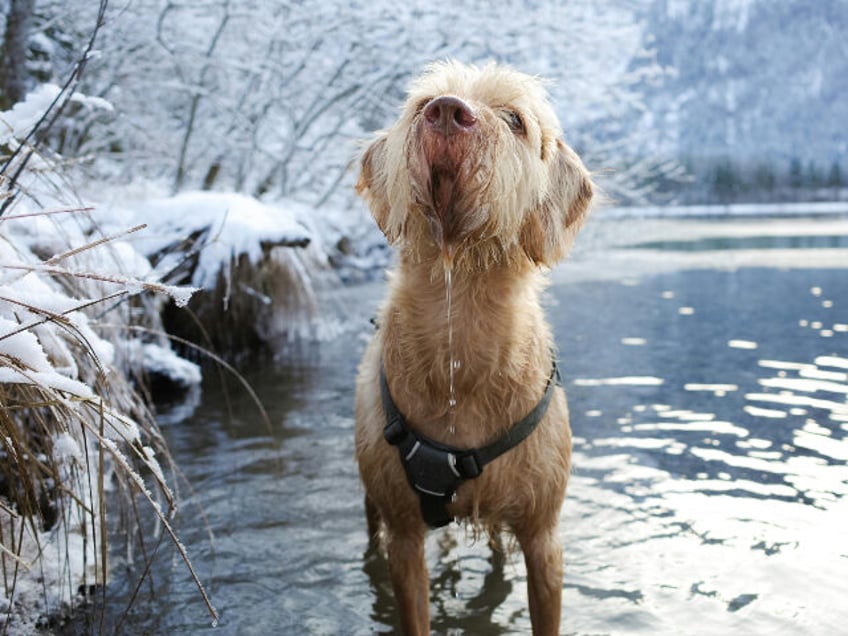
379, 251, 555, 444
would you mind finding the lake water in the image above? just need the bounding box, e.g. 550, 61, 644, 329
66, 215, 848, 635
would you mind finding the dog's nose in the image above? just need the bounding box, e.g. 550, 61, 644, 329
423, 96, 477, 136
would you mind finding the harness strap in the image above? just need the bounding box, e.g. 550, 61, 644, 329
380, 360, 560, 528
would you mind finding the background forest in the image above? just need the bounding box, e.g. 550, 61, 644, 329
3, 0, 846, 216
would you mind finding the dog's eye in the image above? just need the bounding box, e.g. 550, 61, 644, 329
504, 110, 525, 133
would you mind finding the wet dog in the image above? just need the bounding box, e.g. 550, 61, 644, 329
354, 60, 593, 635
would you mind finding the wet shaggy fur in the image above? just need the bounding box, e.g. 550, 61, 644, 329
354, 60, 593, 635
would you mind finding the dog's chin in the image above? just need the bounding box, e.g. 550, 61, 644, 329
425, 167, 462, 251
421, 192, 490, 260
414, 167, 491, 258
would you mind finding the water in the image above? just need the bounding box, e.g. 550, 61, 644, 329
66, 216, 848, 635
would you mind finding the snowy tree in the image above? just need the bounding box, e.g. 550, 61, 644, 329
0, 0, 36, 110
22, 0, 671, 206
643, 0, 848, 202
827, 160, 843, 189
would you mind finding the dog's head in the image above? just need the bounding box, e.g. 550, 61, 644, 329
357, 60, 593, 267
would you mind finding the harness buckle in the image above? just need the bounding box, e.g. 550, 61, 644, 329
457, 451, 482, 479
383, 417, 407, 445
405, 441, 462, 498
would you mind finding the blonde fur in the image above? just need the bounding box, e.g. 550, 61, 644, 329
355, 61, 593, 635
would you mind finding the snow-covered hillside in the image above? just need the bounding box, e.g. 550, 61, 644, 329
639, 0, 848, 201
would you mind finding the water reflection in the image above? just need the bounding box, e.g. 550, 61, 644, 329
559, 265, 847, 634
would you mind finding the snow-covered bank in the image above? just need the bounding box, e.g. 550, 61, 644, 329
602, 200, 848, 219
86, 188, 352, 353
103, 190, 312, 291
559, 212, 848, 287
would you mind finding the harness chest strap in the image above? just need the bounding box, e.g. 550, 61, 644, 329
379, 360, 560, 528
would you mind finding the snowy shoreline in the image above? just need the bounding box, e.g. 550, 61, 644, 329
602, 200, 848, 219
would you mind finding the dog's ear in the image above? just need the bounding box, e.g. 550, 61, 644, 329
356, 135, 396, 242
520, 139, 593, 266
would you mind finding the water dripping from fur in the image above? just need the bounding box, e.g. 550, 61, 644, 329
444, 251, 457, 436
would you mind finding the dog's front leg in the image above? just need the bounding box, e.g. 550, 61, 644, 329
364, 495, 381, 548
386, 528, 430, 635
518, 526, 563, 635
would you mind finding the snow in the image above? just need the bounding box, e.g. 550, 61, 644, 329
74, 185, 353, 348
0, 367, 95, 399
0, 119, 324, 635
69, 91, 114, 112
0, 252, 120, 370
1, 512, 100, 634
52, 432, 83, 464
1, 92, 210, 632
0, 183, 328, 398
124, 340, 202, 387
114, 190, 312, 290
0, 84, 59, 144
0, 83, 112, 146
0, 316, 54, 372
712, 0, 753, 32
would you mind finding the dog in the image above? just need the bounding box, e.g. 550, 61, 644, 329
354, 60, 593, 635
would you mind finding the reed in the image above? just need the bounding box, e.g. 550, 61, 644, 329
1, 202, 215, 632
1, 3, 219, 627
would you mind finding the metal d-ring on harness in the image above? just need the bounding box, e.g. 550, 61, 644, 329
380, 360, 560, 528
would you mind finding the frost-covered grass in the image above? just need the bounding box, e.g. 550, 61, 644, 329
0, 208, 217, 633
1, 87, 217, 632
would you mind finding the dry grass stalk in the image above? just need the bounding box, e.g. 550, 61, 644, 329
0, 208, 217, 631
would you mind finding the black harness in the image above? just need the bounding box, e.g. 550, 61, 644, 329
380, 360, 560, 528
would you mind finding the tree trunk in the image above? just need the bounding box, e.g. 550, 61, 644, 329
0, 0, 35, 111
